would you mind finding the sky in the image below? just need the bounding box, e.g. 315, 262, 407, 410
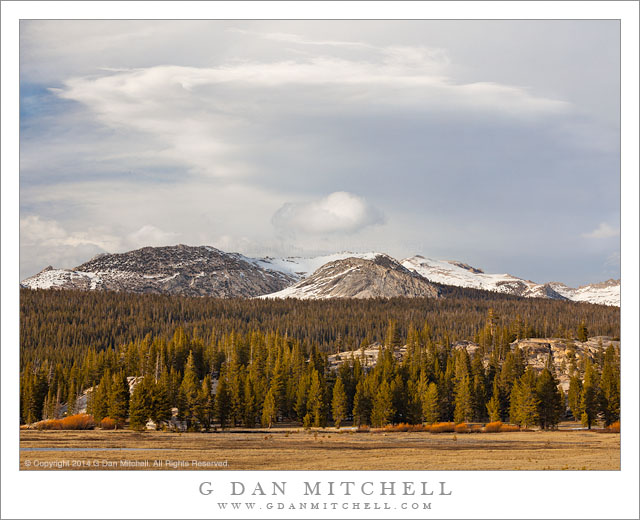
19, 20, 620, 287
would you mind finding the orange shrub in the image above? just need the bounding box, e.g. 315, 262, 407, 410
484, 421, 503, 433
429, 422, 455, 433
35, 419, 62, 430
356, 425, 370, 433
605, 421, 620, 433
60, 414, 95, 430
375, 423, 430, 433
454, 423, 469, 433
37, 414, 95, 430
498, 423, 520, 432
99, 417, 117, 430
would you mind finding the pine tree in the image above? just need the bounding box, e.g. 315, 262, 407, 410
215, 375, 231, 429
535, 368, 563, 430
242, 376, 257, 427
108, 373, 130, 424
150, 373, 173, 428
422, 382, 439, 424
577, 322, 588, 342
331, 378, 348, 428
580, 358, 599, 429
371, 380, 394, 427
454, 374, 473, 424
261, 388, 277, 428
66, 381, 78, 417
384, 319, 402, 349
599, 345, 620, 426
307, 369, 326, 427
352, 379, 371, 426
567, 375, 583, 421
179, 351, 201, 429
129, 378, 151, 430
510, 378, 539, 428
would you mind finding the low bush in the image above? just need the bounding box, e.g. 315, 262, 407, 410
454, 423, 469, 433
36, 414, 95, 430
378, 423, 430, 433
99, 417, 117, 430
429, 422, 455, 434
498, 423, 520, 432
356, 425, 370, 433
608, 421, 620, 433
484, 421, 502, 432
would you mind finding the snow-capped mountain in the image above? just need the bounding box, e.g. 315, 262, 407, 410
261, 254, 440, 300
20, 245, 296, 298
547, 279, 620, 307
401, 255, 619, 306
240, 251, 385, 281
20, 245, 620, 306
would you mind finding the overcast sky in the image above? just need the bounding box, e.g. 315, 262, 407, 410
19, 20, 620, 286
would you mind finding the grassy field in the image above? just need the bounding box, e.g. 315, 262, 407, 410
19, 427, 620, 471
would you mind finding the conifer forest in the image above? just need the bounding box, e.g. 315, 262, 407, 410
20, 288, 620, 431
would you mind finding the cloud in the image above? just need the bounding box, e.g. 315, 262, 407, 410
19, 216, 181, 277
272, 191, 384, 235
582, 222, 620, 239
50, 42, 570, 180
126, 225, 178, 248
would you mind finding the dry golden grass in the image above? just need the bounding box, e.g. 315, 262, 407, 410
19, 427, 620, 471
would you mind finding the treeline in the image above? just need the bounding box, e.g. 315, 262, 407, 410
20, 288, 619, 367
20, 311, 620, 430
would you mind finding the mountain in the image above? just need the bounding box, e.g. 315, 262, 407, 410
242, 251, 385, 280
401, 255, 619, 306
20, 245, 296, 298
261, 254, 440, 300
20, 245, 620, 305
547, 279, 620, 307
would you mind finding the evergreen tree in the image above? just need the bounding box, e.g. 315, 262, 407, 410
535, 368, 563, 430
196, 376, 213, 431
352, 379, 371, 426
567, 375, 583, 421
129, 378, 151, 430
371, 380, 394, 427
66, 381, 78, 417
580, 358, 599, 429
599, 346, 620, 426
454, 374, 473, 424
577, 322, 588, 342
307, 369, 327, 427
510, 378, 539, 428
261, 388, 277, 428
242, 376, 257, 427
422, 382, 440, 424
486, 393, 501, 423
108, 373, 130, 424
215, 375, 231, 429
150, 373, 173, 428
331, 378, 348, 428
179, 351, 201, 429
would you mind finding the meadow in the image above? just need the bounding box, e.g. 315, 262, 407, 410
20, 426, 620, 471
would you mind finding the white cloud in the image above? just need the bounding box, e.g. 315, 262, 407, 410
582, 222, 620, 239
272, 191, 384, 235
126, 225, 178, 248
19, 216, 182, 277
52, 41, 569, 180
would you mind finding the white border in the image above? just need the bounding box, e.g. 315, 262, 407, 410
2, 2, 638, 519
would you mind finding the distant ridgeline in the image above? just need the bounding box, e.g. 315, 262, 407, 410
20, 289, 620, 431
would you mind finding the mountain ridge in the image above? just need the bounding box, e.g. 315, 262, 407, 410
20, 245, 620, 306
